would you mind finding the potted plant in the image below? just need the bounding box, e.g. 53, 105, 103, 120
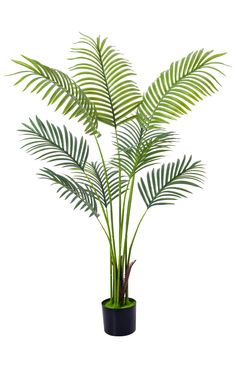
10, 33, 225, 336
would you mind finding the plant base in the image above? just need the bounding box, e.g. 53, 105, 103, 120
102, 298, 136, 336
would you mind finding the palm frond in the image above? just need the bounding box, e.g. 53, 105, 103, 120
76, 161, 128, 207
138, 155, 205, 206
70, 33, 142, 127
11, 56, 99, 135
112, 120, 177, 177
137, 50, 226, 127
39, 168, 99, 217
19, 116, 89, 170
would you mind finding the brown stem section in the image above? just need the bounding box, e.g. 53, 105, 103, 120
119, 259, 136, 304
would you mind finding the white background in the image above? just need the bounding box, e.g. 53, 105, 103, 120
0, 0, 235, 367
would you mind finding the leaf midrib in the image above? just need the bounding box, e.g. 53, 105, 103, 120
145, 63, 208, 125
26, 66, 94, 124
90, 163, 108, 207
96, 45, 117, 126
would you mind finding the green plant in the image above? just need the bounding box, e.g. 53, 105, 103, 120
11, 34, 226, 308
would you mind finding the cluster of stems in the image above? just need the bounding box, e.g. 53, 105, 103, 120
88, 132, 146, 307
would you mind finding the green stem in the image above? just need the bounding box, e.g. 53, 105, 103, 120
94, 135, 117, 299
123, 175, 135, 256
122, 175, 135, 301
96, 43, 120, 305
115, 128, 123, 306
120, 179, 131, 301
95, 137, 116, 252
84, 170, 115, 270
110, 248, 113, 300
96, 198, 115, 302
127, 209, 148, 265
97, 217, 109, 240
121, 181, 129, 227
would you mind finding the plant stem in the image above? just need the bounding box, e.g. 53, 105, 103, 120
115, 128, 123, 306
94, 135, 117, 300
95, 201, 115, 302
110, 248, 113, 300
127, 208, 148, 265
96, 44, 121, 305
95, 136, 116, 252
121, 181, 129, 228
120, 182, 130, 302
122, 175, 135, 300
84, 171, 114, 266
97, 217, 109, 240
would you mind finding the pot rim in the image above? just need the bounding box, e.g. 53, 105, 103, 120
102, 298, 136, 310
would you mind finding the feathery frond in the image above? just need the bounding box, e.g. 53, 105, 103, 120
39, 167, 99, 217
76, 161, 128, 207
112, 120, 177, 177
11, 56, 99, 135
138, 156, 205, 206
19, 116, 89, 170
137, 50, 226, 127
70, 33, 142, 127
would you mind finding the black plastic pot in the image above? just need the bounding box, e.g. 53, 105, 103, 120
102, 298, 136, 336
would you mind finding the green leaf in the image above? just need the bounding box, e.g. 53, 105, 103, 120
69, 33, 142, 127
11, 56, 99, 136
112, 120, 177, 177
38, 167, 99, 217
19, 116, 89, 170
138, 155, 205, 207
76, 161, 128, 207
137, 50, 226, 127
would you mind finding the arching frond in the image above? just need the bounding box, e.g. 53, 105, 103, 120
112, 120, 177, 177
137, 50, 226, 127
76, 161, 128, 207
70, 33, 142, 127
11, 56, 99, 135
138, 156, 205, 207
39, 168, 99, 217
19, 116, 89, 170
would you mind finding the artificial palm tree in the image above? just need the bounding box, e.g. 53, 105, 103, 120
10, 33, 225, 335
